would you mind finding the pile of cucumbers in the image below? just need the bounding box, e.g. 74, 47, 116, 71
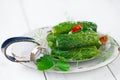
47, 21, 101, 61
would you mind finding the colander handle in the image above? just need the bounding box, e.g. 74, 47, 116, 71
1, 37, 40, 62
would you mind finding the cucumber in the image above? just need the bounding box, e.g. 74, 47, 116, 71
51, 46, 98, 60
52, 21, 97, 34
52, 21, 76, 34
77, 21, 97, 32
47, 33, 56, 47
55, 32, 101, 50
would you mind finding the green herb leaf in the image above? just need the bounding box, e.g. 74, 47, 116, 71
55, 59, 70, 71
36, 55, 54, 71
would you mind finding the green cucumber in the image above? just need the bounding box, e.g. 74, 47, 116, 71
55, 32, 101, 50
52, 21, 97, 34
51, 46, 98, 60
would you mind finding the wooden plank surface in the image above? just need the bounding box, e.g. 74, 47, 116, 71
0, 0, 45, 80
45, 67, 115, 80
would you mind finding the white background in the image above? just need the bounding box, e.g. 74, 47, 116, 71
0, 0, 120, 80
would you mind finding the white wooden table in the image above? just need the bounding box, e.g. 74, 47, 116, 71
0, 0, 120, 80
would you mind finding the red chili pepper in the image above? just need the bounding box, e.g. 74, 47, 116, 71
99, 35, 108, 44
71, 24, 82, 33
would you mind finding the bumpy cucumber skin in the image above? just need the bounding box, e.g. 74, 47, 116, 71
47, 32, 62, 48
47, 32, 101, 49
52, 21, 97, 34
56, 32, 101, 50
77, 21, 97, 32
47, 33, 56, 47
52, 21, 76, 34
51, 46, 98, 60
